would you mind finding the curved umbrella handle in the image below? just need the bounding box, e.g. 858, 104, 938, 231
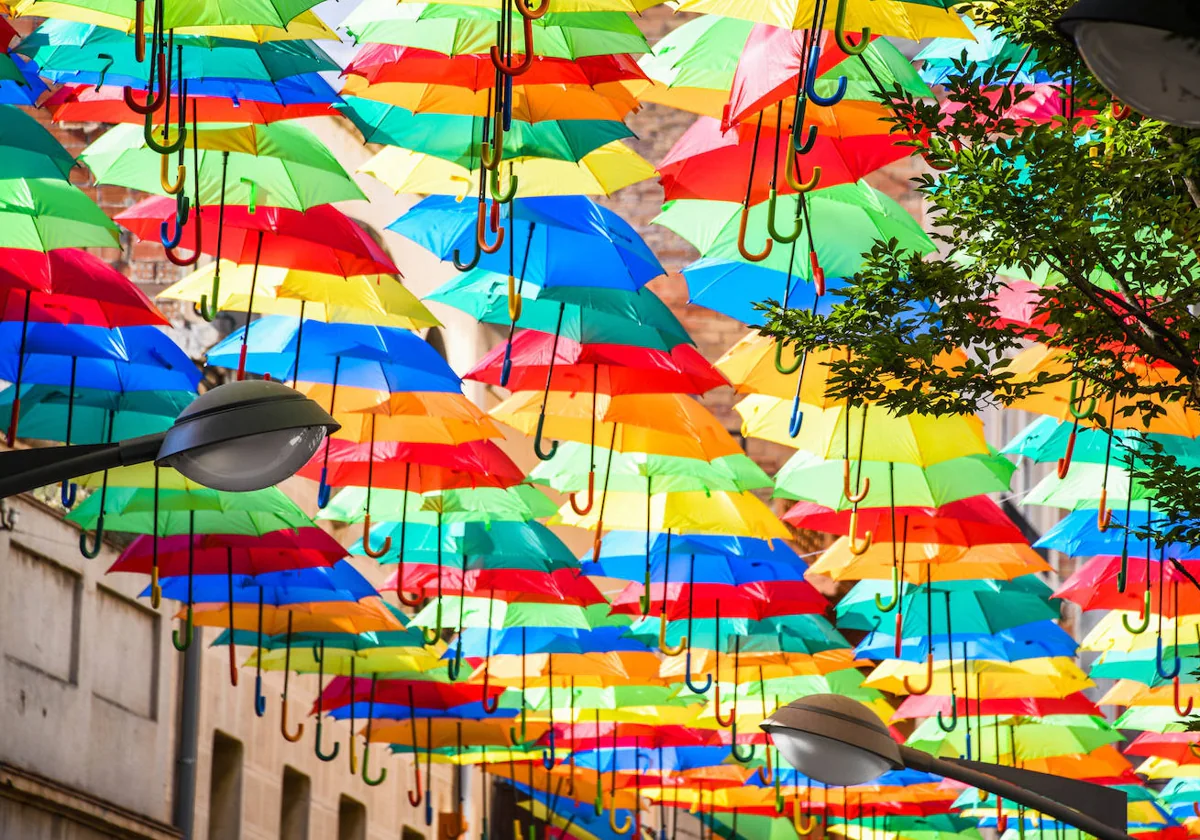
453, 233, 482, 272
489, 166, 519, 203
541, 728, 556, 770
756, 748, 773, 785
507, 274, 523, 322
361, 513, 392, 559
407, 759, 423, 806
713, 683, 734, 728
842, 460, 869, 503
774, 341, 803, 375
490, 15, 535, 77
160, 195, 189, 249
833, 0, 870, 55
254, 675, 267, 717
362, 745, 388, 786
80, 514, 105, 559
447, 643, 464, 681
196, 260, 222, 323
847, 508, 873, 556
516, 0, 550, 19
60, 480, 77, 509
793, 123, 818, 155
766, 189, 802, 244
1068, 378, 1097, 420
315, 719, 340, 762
281, 697, 304, 743
160, 152, 185, 195
610, 810, 632, 835
1175, 675, 1194, 717
684, 649, 711, 694
477, 200, 505, 254
785, 152, 821, 193
936, 697, 958, 732
794, 794, 820, 836
1097, 487, 1113, 532
123, 51, 165, 115
997, 799, 1009, 834
1121, 590, 1151, 635
508, 708, 528, 745
658, 619, 685, 656
533, 411, 559, 461
172, 603, 194, 651
789, 395, 804, 438
903, 652, 934, 695
1156, 634, 1183, 680
730, 731, 755, 764
421, 610, 442, 646
481, 125, 504, 172
165, 195, 201, 268
144, 112, 186, 155
805, 46, 847, 107
1056, 424, 1077, 479
736, 203, 772, 262
568, 471, 595, 515
873, 566, 900, 613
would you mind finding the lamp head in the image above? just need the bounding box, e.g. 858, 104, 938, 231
156, 379, 338, 492
759, 694, 903, 787
1058, 0, 1200, 127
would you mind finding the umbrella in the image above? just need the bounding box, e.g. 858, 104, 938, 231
665, 0, 968, 37
0, 103, 77, 179
0, 384, 193, 443
532, 443, 772, 495
785, 496, 1028, 546
8, 0, 330, 33
0, 177, 121, 251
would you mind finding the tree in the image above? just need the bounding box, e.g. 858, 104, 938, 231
761, 0, 1200, 546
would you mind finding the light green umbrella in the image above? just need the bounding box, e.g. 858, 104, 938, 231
11, 0, 324, 30
81, 122, 365, 210
653, 184, 935, 281
908, 714, 1122, 761
531, 442, 772, 495
0, 177, 120, 250
319, 485, 558, 525
65, 485, 315, 536
343, 0, 649, 58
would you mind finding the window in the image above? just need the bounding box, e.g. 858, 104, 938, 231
208, 732, 243, 840
279, 766, 310, 840
401, 829, 424, 840
338, 795, 367, 840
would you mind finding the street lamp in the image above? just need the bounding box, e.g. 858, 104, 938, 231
0, 379, 339, 498
761, 694, 1133, 840
1058, 1, 1200, 127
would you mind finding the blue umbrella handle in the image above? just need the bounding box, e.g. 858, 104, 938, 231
500, 341, 514, 387
424, 797, 433, 827
159, 196, 188, 249
541, 728, 556, 769
1156, 634, 1183, 680
805, 46, 847, 107
60, 480, 77, 509
684, 650, 712, 695
254, 675, 266, 717
316, 469, 332, 509
789, 395, 805, 438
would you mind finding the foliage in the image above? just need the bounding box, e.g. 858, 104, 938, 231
760, 0, 1200, 544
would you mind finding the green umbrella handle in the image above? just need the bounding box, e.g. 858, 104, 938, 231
1121, 590, 1151, 634
239, 178, 258, 214
480, 121, 504, 171
143, 108, 186, 154
766, 188, 801, 244
489, 166, 518, 203
833, 0, 870, 55
793, 122, 818, 155
874, 566, 900, 612
171, 603, 193, 651
774, 340, 803, 375
453, 234, 482, 272
936, 694, 958, 732
1067, 377, 1097, 420
533, 411, 559, 461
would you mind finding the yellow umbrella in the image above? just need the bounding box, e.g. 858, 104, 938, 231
666, 0, 970, 38
159, 261, 440, 329
1134, 756, 1200, 780
1007, 344, 1200, 437
810, 539, 1051, 583
393, 0, 663, 11
552, 489, 792, 541
343, 75, 642, 122
865, 657, 1093, 699
249, 646, 446, 675
735, 397, 990, 463
8, 1, 337, 40
491, 390, 744, 460
1080, 611, 1200, 653
76, 463, 205, 490
358, 142, 656, 198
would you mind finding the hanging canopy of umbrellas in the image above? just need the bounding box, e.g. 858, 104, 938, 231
2, 0, 1195, 838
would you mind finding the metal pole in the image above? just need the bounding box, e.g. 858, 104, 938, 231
173, 626, 203, 839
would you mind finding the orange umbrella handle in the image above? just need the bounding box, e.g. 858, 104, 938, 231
903, 652, 934, 696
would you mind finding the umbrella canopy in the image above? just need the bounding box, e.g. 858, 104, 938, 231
553, 490, 791, 541
110, 527, 345, 577
0, 103, 77, 179
665, 0, 968, 37
532, 444, 772, 495
785, 496, 1029, 546
0, 177, 120, 251
9, 0, 329, 33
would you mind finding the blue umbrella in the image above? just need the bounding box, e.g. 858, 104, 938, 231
388, 195, 664, 293
448, 626, 650, 658
572, 745, 730, 773
855, 620, 1079, 663
152, 560, 381, 604
1035, 507, 1200, 559
0, 55, 47, 106
206, 316, 460, 392
335, 701, 518, 721
513, 779, 638, 840
586, 531, 811, 585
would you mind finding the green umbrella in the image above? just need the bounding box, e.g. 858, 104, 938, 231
411, 597, 597, 633
343, 0, 650, 58
531, 442, 772, 495
907, 714, 1122, 761
718, 669, 883, 705
627, 614, 850, 655
520, 684, 704, 712
320, 485, 558, 526
1022, 462, 1158, 511
713, 812, 800, 840
428, 270, 693, 350
836, 576, 1060, 636
653, 185, 935, 281
81, 122, 365, 210
1112, 705, 1194, 733
66, 485, 315, 536
20, 19, 338, 82
774, 450, 1016, 510
829, 818, 983, 840
0, 177, 120, 251
338, 98, 633, 162
0, 104, 76, 179
23, 0, 324, 29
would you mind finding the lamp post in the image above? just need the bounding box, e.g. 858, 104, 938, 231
1058, 1, 1200, 127
0, 379, 339, 498
760, 694, 1133, 840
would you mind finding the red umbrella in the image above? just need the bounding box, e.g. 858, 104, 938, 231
723, 26, 880, 129
297, 439, 526, 490
1125, 732, 1200, 764
346, 45, 648, 89
893, 692, 1104, 720
46, 85, 339, 125
466, 330, 728, 395
116, 197, 398, 279
608, 580, 827, 621
383, 567, 604, 605
314, 677, 503, 713
784, 497, 1028, 547
540, 723, 721, 749
1056, 554, 1200, 618
659, 116, 909, 204
109, 527, 346, 578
